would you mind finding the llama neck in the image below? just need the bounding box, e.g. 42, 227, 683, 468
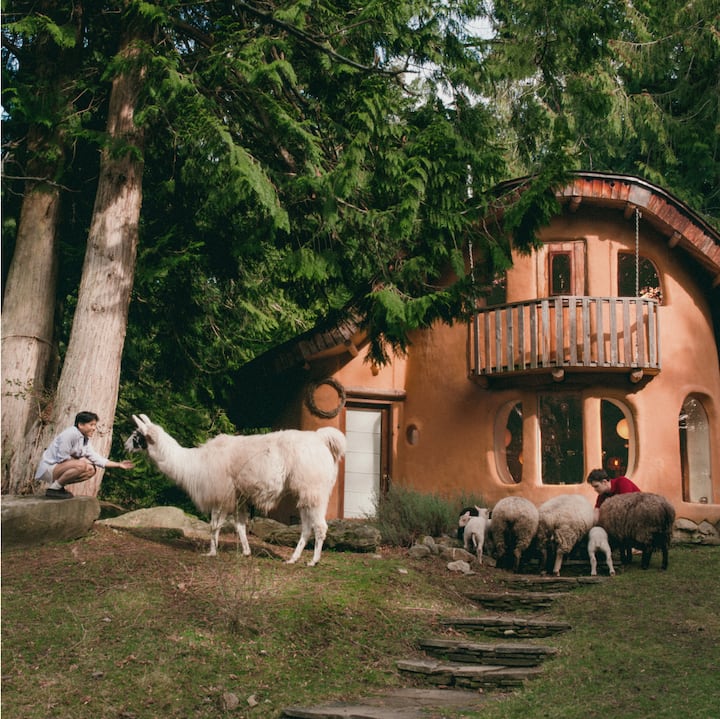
147, 430, 199, 490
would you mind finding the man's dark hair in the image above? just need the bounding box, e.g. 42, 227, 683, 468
587, 468, 609, 483
74, 411, 99, 427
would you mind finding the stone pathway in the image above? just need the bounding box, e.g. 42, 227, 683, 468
281, 571, 604, 718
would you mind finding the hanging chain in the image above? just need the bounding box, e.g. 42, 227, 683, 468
468, 239, 476, 299
635, 207, 642, 297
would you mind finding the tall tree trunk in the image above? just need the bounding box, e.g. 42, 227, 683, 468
31, 30, 147, 497
1, 166, 61, 493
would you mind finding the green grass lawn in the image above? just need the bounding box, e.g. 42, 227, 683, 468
2, 526, 718, 719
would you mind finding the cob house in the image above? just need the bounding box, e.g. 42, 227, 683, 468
232, 172, 720, 538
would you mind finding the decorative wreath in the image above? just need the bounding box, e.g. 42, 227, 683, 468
305, 377, 346, 419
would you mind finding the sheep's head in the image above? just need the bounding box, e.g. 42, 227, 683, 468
124, 414, 159, 453
458, 511, 472, 528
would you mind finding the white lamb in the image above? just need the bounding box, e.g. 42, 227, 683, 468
536, 494, 595, 576
587, 526, 615, 576
125, 414, 346, 566
459, 507, 490, 564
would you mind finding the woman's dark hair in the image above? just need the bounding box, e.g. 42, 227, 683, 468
587, 468, 609, 483
74, 411, 99, 427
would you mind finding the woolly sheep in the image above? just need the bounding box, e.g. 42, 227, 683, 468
587, 526, 615, 576
490, 497, 539, 572
598, 492, 675, 570
536, 494, 594, 576
460, 508, 490, 563
125, 414, 346, 566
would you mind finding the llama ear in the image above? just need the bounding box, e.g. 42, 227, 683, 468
132, 414, 147, 432
139, 414, 151, 425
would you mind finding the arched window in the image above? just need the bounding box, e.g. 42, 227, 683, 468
617, 253, 662, 301
600, 399, 634, 478
496, 401, 523, 484
679, 396, 713, 503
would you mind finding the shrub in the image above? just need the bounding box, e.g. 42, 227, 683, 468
371, 485, 460, 547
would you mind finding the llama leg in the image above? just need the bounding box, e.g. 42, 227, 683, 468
307, 510, 328, 567
286, 524, 310, 565
234, 507, 251, 557
287, 507, 326, 567
207, 509, 226, 557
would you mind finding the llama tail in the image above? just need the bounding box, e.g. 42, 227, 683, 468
316, 427, 347, 462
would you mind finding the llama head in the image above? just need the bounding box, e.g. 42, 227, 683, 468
124, 414, 160, 453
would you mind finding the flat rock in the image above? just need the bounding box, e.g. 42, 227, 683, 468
2, 495, 100, 550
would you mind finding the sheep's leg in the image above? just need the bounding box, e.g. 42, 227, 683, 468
605, 548, 616, 576
661, 542, 669, 571
641, 546, 652, 570
234, 506, 251, 557
589, 550, 598, 576
512, 547, 522, 573
621, 543, 632, 565
552, 550, 564, 577
539, 547, 549, 575
207, 509, 226, 557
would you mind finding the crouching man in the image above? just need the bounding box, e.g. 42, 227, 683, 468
35, 411, 134, 498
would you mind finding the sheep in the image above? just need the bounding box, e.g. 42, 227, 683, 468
125, 414, 346, 566
587, 526, 615, 576
536, 494, 594, 576
598, 492, 675, 570
459, 507, 490, 563
457, 505, 481, 542
489, 497, 539, 572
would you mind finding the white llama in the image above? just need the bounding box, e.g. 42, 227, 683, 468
125, 414, 346, 566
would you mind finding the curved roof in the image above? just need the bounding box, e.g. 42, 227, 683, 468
503, 171, 720, 282
561, 172, 720, 280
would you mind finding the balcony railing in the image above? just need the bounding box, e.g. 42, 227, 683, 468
471, 296, 661, 380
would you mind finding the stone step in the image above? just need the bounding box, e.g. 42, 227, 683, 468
280, 688, 488, 719
418, 638, 557, 666
440, 616, 572, 638
503, 575, 605, 592
465, 590, 564, 611
397, 658, 544, 690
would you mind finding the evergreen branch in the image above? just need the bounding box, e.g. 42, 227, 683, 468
234, 1, 402, 76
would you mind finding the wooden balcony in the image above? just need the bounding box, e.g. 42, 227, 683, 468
471, 296, 661, 383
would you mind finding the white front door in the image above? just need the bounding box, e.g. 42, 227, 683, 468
343, 408, 383, 518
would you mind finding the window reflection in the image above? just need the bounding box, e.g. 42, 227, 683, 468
505, 402, 523, 483
540, 394, 583, 484
601, 400, 630, 477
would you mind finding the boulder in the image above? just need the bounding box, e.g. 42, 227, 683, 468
97, 506, 211, 542
324, 519, 382, 552
1, 495, 100, 550
673, 517, 720, 545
